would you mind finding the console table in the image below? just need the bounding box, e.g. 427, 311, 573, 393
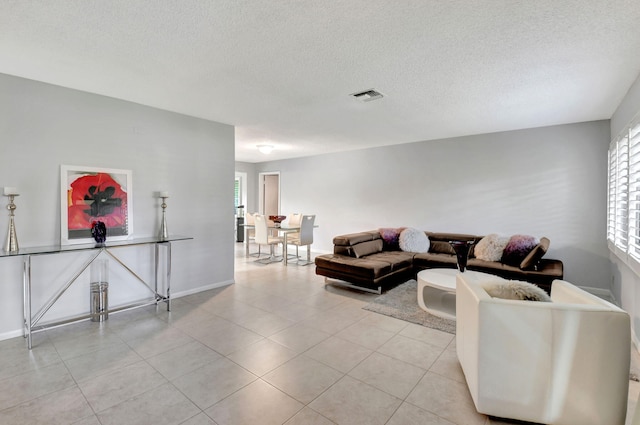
0, 235, 192, 349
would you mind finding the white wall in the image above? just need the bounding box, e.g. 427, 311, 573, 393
612, 74, 640, 139
234, 161, 258, 213
0, 74, 235, 340
255, 121, 611, 290
610, 71, 640, 344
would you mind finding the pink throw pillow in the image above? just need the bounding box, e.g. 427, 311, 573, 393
502, 235, 539, 266
379, 227, 405, 250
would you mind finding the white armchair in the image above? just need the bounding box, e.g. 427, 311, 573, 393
456, 273, 631, 425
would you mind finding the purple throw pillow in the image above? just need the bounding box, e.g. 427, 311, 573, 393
379, 228, 405, 250
502, 235, 539, 266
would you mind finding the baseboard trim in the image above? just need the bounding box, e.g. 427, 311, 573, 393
0, 329, 25, 342
172, 280, 234, 299
0, 279, 237, 342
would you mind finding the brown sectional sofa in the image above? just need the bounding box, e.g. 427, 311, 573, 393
314, 230, 564, 294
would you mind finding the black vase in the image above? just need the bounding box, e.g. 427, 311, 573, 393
449, 240, 474, 272
91, 221, 107, 245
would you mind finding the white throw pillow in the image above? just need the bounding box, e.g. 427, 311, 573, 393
474, 233, 510, 261
398, 228, 430, 253
481, 280, 551, 302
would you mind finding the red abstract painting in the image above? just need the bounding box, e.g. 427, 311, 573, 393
62, 166, 132, 243
68, 173, 127, 230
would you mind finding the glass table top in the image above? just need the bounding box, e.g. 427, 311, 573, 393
0, 235, 193, 257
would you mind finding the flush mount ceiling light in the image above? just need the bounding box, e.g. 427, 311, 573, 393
257, 144, 274, 154
350, 89, 384, 102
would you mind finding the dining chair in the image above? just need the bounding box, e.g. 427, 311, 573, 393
285, 213, 303, 259
287, 213, 303, 228
254, 214, 284, 264
287, 214, 315, 265
244, 212, 263, 257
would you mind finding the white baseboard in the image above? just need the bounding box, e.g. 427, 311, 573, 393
0, 329, 26, 342
0, 280, 237, 343
172, 280, 234, 299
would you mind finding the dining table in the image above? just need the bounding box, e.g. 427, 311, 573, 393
242, 223, 317, 266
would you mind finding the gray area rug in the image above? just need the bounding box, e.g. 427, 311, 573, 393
363, 279, 456, 334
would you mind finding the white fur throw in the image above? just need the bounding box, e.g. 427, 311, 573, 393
474, 233, 510, 261
481, 280, 551, 302
398, 228, 430, 253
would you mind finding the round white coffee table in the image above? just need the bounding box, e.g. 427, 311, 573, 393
417, 269, 458, 320
417, 269, 496, 320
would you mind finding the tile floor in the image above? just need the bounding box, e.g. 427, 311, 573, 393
0, 244, 639, 425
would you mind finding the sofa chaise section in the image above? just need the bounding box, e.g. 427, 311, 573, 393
315, 230, 414, 293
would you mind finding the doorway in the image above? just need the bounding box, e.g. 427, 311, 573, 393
259, 172, 280, 215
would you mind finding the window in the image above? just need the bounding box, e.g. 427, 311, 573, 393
629, 122, 640, 259
608, 116, 640, 262
234, 172, 247, 215
234, 176, 241, 209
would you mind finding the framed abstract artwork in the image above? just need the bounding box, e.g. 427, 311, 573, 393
60, 165, 134, 245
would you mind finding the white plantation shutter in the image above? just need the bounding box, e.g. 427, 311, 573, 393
608, 142, 618, 242
616, 134, 629, 249
608, 113, 640, 264
628, 120, 640, 259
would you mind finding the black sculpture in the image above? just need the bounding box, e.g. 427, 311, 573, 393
449, 240, 474, 272
91, 220, 107, 244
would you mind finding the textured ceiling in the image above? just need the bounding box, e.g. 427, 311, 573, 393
1, 1, 640, 162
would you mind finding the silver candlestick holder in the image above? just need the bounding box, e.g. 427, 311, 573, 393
4, 188, 19, 253
158, 192, 169, 240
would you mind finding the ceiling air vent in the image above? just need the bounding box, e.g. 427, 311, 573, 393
351, 89, 384, 102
